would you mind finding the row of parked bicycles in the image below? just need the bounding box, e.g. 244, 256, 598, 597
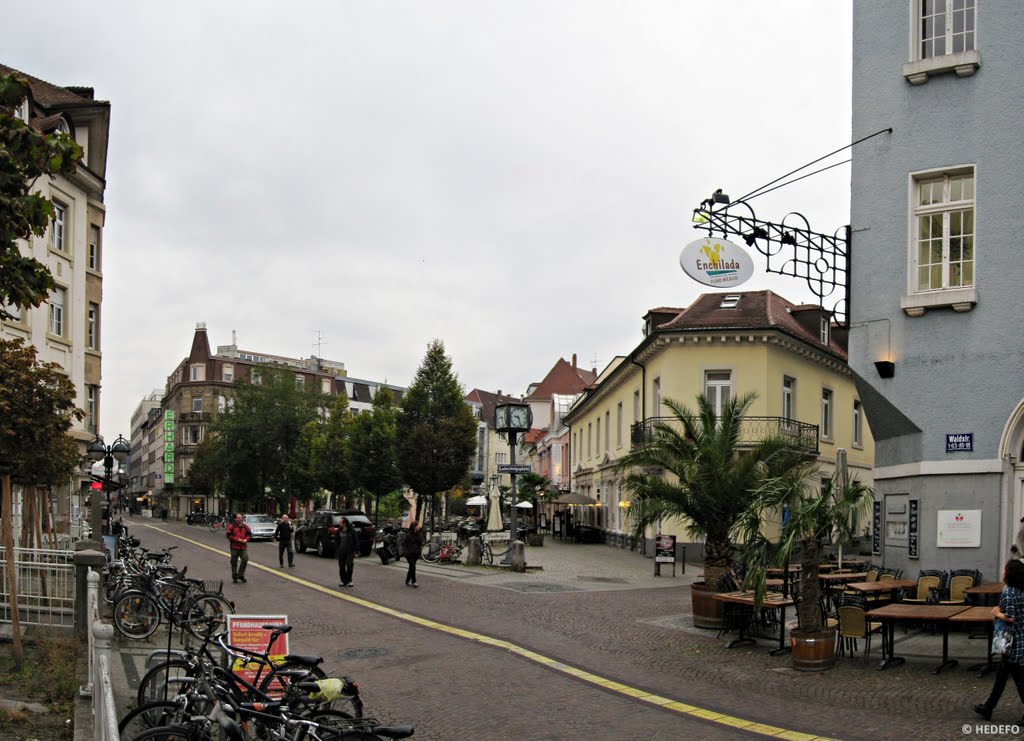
106, 535, 415, 740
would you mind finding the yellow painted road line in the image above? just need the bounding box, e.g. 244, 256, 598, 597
145, 525, 838, 740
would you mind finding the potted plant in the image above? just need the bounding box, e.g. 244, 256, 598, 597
734, 464, 874, 670
620, 393, 796, 629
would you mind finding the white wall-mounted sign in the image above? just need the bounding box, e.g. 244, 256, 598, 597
937, 509, 981, 548
679, 237, 755, 287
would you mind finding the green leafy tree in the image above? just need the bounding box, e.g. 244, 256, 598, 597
312, 394, 352, 507
0, 337, 82, 668
618, 393, 800, 591
517, 472, 552, 527
395, 340, 478, 533
206, 366, 325, 511
0, 74, 83, 319
348, 387, 402, 525
187, 435, 222, 499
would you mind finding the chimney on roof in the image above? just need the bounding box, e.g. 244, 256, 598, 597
497, 390, 501, 397
572, 354, 577, 368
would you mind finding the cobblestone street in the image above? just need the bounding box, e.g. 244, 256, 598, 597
106, 522, 1007, 740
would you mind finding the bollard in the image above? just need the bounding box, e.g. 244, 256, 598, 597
466, 537, 482, 566
510, 540, 527, 573
91, 620, 116, 741
74, 549, 106, 639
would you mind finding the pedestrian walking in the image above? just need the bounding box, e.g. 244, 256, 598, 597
403, 521, 423, 588
274, 514, 295, 568
975, 559, 1024, 721
161, 507, 168, 522
226, 513, 252, 584
336, 517, 357, 587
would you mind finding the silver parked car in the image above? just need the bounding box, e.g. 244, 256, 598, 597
243, 514, 277, 541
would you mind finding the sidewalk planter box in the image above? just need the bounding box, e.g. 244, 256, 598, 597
790, 628, 837, 672
690, 582, 724, 630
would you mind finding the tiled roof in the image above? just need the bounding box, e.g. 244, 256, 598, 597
655, 290, 847, 360
0, 64, 99, 108
525, 358, 598, 401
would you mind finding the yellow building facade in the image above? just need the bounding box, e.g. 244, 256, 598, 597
563, 290, 875, 554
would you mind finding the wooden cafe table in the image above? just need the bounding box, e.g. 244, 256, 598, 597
965, 582, 1004, 606
949, 605, 998, 677
712, 591, 794, 655
865, 603, 970, 673
845, 578, 917, 598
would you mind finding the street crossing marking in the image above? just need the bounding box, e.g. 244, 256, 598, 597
145, 524, 837, 741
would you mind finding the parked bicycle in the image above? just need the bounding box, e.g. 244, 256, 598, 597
112, 569, 233, 641
422, 541, 462, 564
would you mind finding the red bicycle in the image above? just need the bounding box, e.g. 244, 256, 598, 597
422, 542, 462, 564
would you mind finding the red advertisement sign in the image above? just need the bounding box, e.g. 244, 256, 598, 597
227, 614, 289, 695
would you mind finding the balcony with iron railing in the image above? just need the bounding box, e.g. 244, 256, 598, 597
178, 412, 207, 423
630, 416, 819, 455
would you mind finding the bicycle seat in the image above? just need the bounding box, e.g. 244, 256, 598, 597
374, 725, 415, 739
283, 654, 322, 667
265, 624, 292, 633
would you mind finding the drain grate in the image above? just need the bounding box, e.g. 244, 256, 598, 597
337, 647, 389, 659
577, 576, 629, 584
494, 582, 583, 593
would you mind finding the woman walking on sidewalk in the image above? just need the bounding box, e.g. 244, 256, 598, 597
975, 559, 1024, 721
403, 521, 423, 588
336, 517, 357, 587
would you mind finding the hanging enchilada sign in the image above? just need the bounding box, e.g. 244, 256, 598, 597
679, 237, 755, 287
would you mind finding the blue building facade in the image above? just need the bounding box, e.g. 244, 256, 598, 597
850, 1, 1022, 577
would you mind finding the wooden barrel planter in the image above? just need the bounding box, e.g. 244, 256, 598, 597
790, 628, 837, 672
690, 582, 725, 629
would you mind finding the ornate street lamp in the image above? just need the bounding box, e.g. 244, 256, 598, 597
494, 402, 532, 546
87, 435, 130, 536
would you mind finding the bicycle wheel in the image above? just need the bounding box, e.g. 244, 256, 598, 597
182, 594, 234, 640
125, 725, 195, 741
118, 701, 182, 739
114, 592, 161, 639
422, 542, 441, 563
481, 544, 494, 566
257, 661, 327, 700
137, 660, 192, 706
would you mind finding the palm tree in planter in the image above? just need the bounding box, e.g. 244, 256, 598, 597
734, 463, 874, 670
619, 392, 797, 628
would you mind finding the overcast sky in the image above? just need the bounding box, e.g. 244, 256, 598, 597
8, 1, 852, 438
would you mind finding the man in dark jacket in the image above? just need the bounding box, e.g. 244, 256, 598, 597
226, 513, 252, 583
336, 517, 358, 587
274, 515, 295, 568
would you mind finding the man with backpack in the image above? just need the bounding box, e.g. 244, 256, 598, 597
226, 513, 252, 584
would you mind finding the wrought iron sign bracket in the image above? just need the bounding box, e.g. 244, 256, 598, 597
692, 198, 850, 327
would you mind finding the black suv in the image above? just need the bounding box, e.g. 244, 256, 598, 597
295, 510, 376, 557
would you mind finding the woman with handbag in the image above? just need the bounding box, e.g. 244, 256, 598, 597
975, 559, 1024, 721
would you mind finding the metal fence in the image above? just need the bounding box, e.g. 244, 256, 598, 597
0, 547, 76, 628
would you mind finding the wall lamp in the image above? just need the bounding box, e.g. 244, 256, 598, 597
874, 360, 895, 379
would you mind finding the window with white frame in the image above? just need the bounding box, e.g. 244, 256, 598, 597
914, 169, 974, 293
192, 397, 203, 413
782, 376, 795, 426
217, 395, 226, 413
705, 371, 732, 417
853, 400, 863, 447
50, 202, 66, 251
652, 377, 661, 416
252, 370, 262, 386
86, 385, 96, 433
596, 416, 601, 454
820, 315, 830, 345
4, 301, 22, 322
295, 374, 304, 390
88, 225, 100, 270
87, 303, 98, 349
920, 0, 975, 59
190, 364, 206, 382
821, 388, 833, 439
321, 378, 331, 394
616, 402, 623, 448
223, 364, 234, 382
604, 411, 610, 451
48, 286, 65, 336
186, 425, 202, 445
633, 389, 641, 422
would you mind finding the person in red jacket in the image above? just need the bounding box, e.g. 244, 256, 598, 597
226, 513, 252, 584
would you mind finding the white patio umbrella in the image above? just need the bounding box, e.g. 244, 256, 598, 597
465, 495, 488, 506
486, 487, 504, 532
833, 448, 849, 568
515, 501, 534, 509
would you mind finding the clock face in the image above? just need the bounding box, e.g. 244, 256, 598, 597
494, 406, 509, 430
510, 406, 531, 430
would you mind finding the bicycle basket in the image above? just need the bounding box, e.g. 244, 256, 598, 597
202, 579, 224, 594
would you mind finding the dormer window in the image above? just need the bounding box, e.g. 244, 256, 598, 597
720, 294, 741, 309
820, 315, 830, 344
54, 117, 70, 136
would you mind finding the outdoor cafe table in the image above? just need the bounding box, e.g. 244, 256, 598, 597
712, 591, 794, 655
966, 582, 1004, 606
865, 603, 970, 673
949, 605, 998, 677
845, 579, 917, 597
818, 571, 868, 584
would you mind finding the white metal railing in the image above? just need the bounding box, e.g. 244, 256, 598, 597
81, 570, 118, 740
0, 547, 75, 627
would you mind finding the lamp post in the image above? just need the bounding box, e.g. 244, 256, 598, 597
86, 435, 130, 536
494, 402, 532, 546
